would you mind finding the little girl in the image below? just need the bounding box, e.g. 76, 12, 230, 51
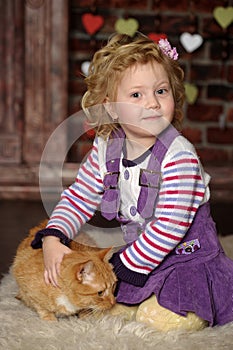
32, 32, 233, 330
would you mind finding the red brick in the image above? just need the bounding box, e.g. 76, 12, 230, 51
182, 127, 202, 144
158, 0, 189, 11
156, 0, 227, 15
190, 64, 222, 81
70, 0, 148, 9
227, 65, 233, 83
101, 14, 121, 33
207, 127, 233, 144
160, 15, 197, 37
203, 17, 233, 38
192, 0, 225, 13
196, 148, 229, 165
208, 85, 233, 101
187, 104, 222, 122
69, 38, 102, 53
209, 40, 224, 61
227, 107, 233, 122
210, 40, 232, 61
229, 41, 233, 60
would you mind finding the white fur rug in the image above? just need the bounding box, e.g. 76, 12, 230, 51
1, 235, 233, 350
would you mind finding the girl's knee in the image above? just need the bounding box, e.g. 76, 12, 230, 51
136, 295, 208, 332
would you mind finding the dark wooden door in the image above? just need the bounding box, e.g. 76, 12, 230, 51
0, 0, 68, 198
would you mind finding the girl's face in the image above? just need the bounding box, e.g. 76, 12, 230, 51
112, 61, 175, 146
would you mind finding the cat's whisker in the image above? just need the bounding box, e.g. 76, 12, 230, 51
90, 307, 100, 316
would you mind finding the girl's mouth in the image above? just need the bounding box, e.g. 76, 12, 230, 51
143, 115, 161, 121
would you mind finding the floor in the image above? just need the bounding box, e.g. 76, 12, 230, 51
0, 199, 232, 280
0, 200, 47, 280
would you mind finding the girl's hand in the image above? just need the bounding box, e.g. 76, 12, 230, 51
42, 236, 72, 287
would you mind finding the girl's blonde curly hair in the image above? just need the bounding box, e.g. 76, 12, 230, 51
81, 32, 185, 139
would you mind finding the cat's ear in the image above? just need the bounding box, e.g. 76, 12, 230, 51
76, 261, 93, 282
97, 247, 113, 262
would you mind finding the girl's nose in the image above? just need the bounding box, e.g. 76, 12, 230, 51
145, 95, 160, 109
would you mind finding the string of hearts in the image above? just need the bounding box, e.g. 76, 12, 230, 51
81, 6, 233, 105
81, 7, 233, 41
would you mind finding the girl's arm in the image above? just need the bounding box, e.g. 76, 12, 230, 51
31, 138, 104, 287
46, 138, 103, 238
111, 150, 206, 286
31, 137, 104, 248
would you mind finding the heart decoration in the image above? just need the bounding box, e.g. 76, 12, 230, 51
148, 32, 167, 43
180, 32, 203, 53
82, 13, 104, 35
184, 83, 199, 105
213, 6, 233, 29
81, 61, 90, 76
115, 18, 139, 37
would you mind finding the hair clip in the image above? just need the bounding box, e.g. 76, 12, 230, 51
158, 38, 178, 60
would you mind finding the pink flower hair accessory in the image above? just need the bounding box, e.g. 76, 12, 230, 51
158, 38, 178, 60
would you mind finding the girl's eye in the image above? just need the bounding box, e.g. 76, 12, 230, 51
131, 92, 141, 98
156, 88, 168, 95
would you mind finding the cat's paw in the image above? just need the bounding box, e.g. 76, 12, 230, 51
109, 303, 138, 321
38, 310, 57, 321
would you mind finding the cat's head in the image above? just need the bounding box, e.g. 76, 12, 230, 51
61, 248, 117, 311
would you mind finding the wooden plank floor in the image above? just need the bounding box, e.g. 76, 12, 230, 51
0, 199, 232, 280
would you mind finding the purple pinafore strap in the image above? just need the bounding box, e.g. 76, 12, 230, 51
101, 125, 180, 243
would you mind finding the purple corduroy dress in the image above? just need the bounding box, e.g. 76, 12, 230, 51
101, 126, 233, 327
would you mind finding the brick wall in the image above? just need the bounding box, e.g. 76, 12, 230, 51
68, 0, 233, 166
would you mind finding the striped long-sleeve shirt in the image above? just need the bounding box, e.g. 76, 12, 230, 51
47, 135, 210, 275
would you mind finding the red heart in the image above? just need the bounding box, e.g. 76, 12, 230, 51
148, 32, 167, 43
82, 13, 104, 35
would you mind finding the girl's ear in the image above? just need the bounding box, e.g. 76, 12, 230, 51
104, 100, 118, 121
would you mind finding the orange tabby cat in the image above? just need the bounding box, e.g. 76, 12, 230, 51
12, 221, 117, 321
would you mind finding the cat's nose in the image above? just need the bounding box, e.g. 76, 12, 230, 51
111, 297, 116, 305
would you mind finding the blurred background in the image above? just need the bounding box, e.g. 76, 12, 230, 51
0, 0, 233, 278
